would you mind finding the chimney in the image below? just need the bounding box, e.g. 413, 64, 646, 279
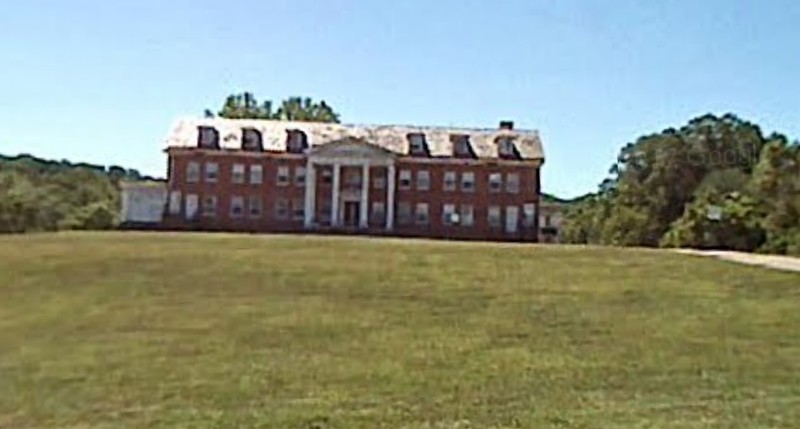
499, 120, 514, 130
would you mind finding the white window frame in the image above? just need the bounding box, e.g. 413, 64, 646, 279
202, 195, 217, 217
397, 201, 412, 225
506, 173, 520, 194
275, 198, 289, 220
416, 170, 430, 191
489, 173, 503, 193
461, 172, 475, 192
294, 166, 306, 187
204, 162, 219, 183
442, 203, 456, 226
523, 203, 536, 227
168, 191, 181, 215
277, 166, 290, 186
291, 198, 305, 221
371, 201, 386, 224
460, 204, 474, 227
415, 203, 429, 225
186, 161, 200, 183
488, 205, 502, 228
249, 164, 263, 185
443, 171, 456, 191
399, 170, 412, 190
230, 195, 244, 218
248, 196, 263, 218
232, 164, 245, 184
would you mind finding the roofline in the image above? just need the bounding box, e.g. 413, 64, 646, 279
175, 116, 540, 135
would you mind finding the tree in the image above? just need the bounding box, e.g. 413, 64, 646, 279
205, 92, 340, 123
561, 113, 789, 253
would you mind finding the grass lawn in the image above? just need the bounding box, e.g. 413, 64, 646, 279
1, 232, 799, 428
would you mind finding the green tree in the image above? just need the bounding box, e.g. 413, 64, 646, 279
205, 93, 340, 123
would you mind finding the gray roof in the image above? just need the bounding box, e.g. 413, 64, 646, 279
164, 117, 545, 160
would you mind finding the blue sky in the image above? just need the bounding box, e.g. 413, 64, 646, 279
1, 0, 798, 198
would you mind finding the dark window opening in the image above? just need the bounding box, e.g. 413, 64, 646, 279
407, 133, 430, 157
242, 128, 263, 152
286, 129, 309, 153
451, 134, 476, 158
198, 126, 220, 149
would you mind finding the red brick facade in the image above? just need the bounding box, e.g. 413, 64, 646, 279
163, 148, 542, 242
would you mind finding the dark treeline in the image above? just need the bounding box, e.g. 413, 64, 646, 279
562, 113, 800, 256
0, 154, 159, 233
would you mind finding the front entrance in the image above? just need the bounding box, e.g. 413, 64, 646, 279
343, 201, 360, 227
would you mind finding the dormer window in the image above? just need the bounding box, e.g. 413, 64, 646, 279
197, 126, 220, 149
286, 130, 308, 153
451, 134, 475, 158
497, 137, 519, 159
407, 133, 429, 157
241, 128, 263, 152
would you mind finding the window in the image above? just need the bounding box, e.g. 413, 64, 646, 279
232, 164, 245, 184
185, 194, 199, 219
460, 204, 475, 226
186, 162, 200, 183
275, 198, 289, 220
443, 171, 456, 191
506, 173, 520, 193
415, 203, 429, 225
204, 162, 219, 183
198, 126, 220, 149
372, 175, 385, 190
230, 196, 244, 218
416, 170, 430, 191
168, 191, 181, 215
249, 165, 263, 185
248, 196, 263, 218
461, 172, 475, 192
498, 138, 516, 157
286, 130, 308, 153
277, 166, 290, 186
345, 169, 361, 186
488, 205, 502, 228
544, 214, 552, 227
408, 133, 428, 156
442, 203, 457, 225
320, 203, 332, 224
451, 134, 473, 158
397, 201, 412, 225
523, 204, 536, 227
399, 170, 412, 190
321, 167, 332, 185
292, 198, 305, 220
242, 128, 263, 151
294, 166, 306, 187
202, 195, 217, 217
371, 202, 386, 224
489, 173, 503, 193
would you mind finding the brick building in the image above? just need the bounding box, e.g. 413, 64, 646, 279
161, 117, 545, 241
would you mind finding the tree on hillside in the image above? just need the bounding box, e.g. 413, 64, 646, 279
204, 92, 340, 123
561, 113, 797, 254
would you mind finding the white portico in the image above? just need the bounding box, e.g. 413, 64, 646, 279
303, 138, 397, 230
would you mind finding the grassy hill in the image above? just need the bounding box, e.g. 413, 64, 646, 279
1, 233, 799, 428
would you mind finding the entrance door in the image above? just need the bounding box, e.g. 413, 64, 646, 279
505, 206, 519, 234
343, 201, 360, 227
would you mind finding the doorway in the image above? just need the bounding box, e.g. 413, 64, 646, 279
343, 201, 360, 227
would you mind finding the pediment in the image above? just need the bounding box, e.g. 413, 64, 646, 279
308, 137, 396, 161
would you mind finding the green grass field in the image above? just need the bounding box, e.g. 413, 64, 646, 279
1, 232, 799, 428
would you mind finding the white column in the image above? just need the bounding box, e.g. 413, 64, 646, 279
359, 163, 370, 229
303, 160, 316, 228
331, 162, 341, 227
385, 163, 395, 230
